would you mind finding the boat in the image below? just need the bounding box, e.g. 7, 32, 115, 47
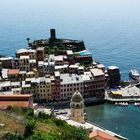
134, 102, 137, 106
129, 69, 140, 80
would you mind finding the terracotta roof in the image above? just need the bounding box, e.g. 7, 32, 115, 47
8, 69, 20, 75
0, 94, 33, 108
89, 130, 119, 140
0, 101, 30, 108
0, 94, 32, 98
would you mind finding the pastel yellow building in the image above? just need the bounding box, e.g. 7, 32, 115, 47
31, 77, 52, 102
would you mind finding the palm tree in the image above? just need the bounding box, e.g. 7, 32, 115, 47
26, 38, 30, 45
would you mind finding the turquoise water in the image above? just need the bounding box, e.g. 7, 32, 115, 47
0, 0, 140, 139
86, 104, 140, 140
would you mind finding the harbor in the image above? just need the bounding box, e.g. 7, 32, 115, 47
105, 81, 140, 106
0, 29, 130, 139
0, 0, 140, 139
86, 103, 140, 140
34, 91, 128, 140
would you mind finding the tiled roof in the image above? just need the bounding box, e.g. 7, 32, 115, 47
16, 48, 27, 54
60, 73, 83, 84
0, 94, 32, 98
0, 94, 33, 108
89, 130, 119, 140
90, 68, 104, 76
0, 101, 30, 108
8, 69, 19, 75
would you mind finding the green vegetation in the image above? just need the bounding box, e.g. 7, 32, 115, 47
72, 53, 80, 57
45, 45, 65, 55
0, 107, 89, 140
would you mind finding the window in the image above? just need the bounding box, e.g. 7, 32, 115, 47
76, 104, 80, 108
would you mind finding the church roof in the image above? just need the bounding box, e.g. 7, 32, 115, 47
71, 91, 83, 102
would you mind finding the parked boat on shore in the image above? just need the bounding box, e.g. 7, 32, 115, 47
134, 102, 140, 107
114, 102, 128, 107
129, 69, 140, 80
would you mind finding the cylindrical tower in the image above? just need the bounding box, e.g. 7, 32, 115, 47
70, 91, 86, 124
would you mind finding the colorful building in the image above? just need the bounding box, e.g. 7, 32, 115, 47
0, 94, 33, 109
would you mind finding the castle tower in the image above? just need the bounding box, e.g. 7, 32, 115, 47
49, 29, 56, 43
70, 91, 86, 124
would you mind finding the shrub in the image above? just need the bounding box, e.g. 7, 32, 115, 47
51, 118, 66, 127
25, 108, 34, 118
24, 117, 36, 138
10, 106, 22, 114
38, 111, 51, 120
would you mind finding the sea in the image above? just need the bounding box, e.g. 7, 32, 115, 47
0, 0, 140, 139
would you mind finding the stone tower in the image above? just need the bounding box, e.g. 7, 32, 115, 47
49, 29, 56, 43
70, 91, 86, 124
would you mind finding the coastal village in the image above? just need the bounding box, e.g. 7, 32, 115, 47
1, 29, 140, 139
0, 29, 108, 105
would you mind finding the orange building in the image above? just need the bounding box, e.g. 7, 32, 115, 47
0, 94, 33, 109
7, 69, 20, 81
89, 130, 120, 140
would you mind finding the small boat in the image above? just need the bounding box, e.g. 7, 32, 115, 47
134, 102, 137, 106
125, 102, 128, 106
129, 69, 140, 80
137, 102, 140, 107
134, 102, 139, 107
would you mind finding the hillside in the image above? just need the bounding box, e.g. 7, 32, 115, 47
0, 107, 89, 140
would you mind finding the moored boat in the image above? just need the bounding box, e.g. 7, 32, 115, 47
129, 69, 140, 80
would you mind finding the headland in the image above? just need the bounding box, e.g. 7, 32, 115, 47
0, 29, 139, 139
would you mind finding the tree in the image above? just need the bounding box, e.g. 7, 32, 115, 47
26, 38, 30, 45
2, 131, 23, 140
25, 108, 34, 118
27, 132, 45, 140
61, 125, 89, 140
24, 118, 36, 138
38, 111, 51, 120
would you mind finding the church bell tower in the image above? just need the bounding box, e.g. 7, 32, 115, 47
70, 91, 86, 124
